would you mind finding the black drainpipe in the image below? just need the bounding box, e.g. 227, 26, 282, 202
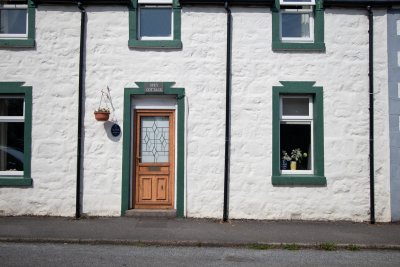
76, 2, 86, 219
223, 0, 232, 222
367, 5, 375, 224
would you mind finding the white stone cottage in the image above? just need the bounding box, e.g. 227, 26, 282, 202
0, 0, 399, 222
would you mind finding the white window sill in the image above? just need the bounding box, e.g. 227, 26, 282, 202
282, 170, 313, 175
0, 171, 23, 176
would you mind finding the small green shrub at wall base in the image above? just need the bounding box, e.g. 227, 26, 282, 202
283, 243, 300, 251
248, 244, 274, 250
319, 243, 337, 251
346, 244, 361, 251
133, 241, 151, 247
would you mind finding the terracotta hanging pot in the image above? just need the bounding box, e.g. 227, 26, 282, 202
94, 111, 110, 121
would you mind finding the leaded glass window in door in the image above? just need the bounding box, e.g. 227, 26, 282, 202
140, 116, 169, 163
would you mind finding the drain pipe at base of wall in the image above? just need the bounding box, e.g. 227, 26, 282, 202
76, 2, 86, 219
223, 0, 232, 222
367, 5, 375, 224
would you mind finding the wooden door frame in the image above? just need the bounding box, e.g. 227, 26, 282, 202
133, 109, 175, 209
121, 83, 185, 217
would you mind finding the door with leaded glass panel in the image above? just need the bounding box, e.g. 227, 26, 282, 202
133, 110, 175, 209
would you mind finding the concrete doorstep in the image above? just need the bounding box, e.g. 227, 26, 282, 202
124, 209, 177, 218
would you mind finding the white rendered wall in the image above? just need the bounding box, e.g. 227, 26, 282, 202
81, 7, 227, 217
0, 7, 81, 216
228, 8, 391, 222
0, 6, 391, 221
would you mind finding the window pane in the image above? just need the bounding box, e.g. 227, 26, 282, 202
281, 13, 310, 38
282, 97, 309, 116
0, 98, 24, 116
283, 0, 313, 3
280, 123, 311, 170
0, 9, 27, 34
139, 8, 172, 38
140, 116, 169, 163
2, 1, 28, 4
0, 122, 24, 171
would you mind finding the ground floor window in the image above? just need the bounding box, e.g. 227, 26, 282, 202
0, 96, 25, 175
272, 81, 326, 186
0, 82, 32, 186
280, 95, 313, 174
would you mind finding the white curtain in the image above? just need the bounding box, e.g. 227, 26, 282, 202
301, 13, 310, 38
0, 104, 7, 171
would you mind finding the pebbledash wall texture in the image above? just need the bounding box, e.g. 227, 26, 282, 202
0, 3, 395, 222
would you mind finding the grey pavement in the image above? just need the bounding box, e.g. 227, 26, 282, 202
2, 243, 400, 267
0, 216, 400, 249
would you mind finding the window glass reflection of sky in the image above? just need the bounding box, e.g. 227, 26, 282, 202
140, 8, 172, 37
0, 9, 27, 34
282, 13, 310, 38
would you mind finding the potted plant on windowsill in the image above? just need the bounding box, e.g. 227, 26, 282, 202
290, 148, 308, 170
94, 107, 110, 121
281, 150, 291, 170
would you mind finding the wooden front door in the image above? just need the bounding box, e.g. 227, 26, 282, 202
133, 110, 175, 209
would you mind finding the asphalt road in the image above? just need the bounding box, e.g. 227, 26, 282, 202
1, 242, 400, 267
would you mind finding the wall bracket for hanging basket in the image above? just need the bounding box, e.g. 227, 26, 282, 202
94, 111, 110, 121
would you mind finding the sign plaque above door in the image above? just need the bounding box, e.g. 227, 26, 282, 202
144, 82, 164, 94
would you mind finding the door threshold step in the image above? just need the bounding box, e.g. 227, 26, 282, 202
125, 209, 176, 218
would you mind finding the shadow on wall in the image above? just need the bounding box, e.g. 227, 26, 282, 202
103, 121, 122, 142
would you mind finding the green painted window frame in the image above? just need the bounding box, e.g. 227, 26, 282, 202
272, 81, 326, 186
272, 0, 325, 51
0, 0, 35, 48
122, 82, 185, 217
0, 82, 32, 186
128, 0, 182, 49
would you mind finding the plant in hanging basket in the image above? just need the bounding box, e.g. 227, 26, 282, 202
94, 107, 110, 121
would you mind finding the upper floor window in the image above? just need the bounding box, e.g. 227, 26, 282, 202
138, 0, 173, 40
0, 1, 28, 38
280, 0, 315, 5
0, 0, 35, 48
129, 0, 182, 49
280, 6, 314, 43
272, 0, 325, 51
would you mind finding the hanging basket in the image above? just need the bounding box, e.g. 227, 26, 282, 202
95, 87, 113, 121
94, 111, 110, 121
